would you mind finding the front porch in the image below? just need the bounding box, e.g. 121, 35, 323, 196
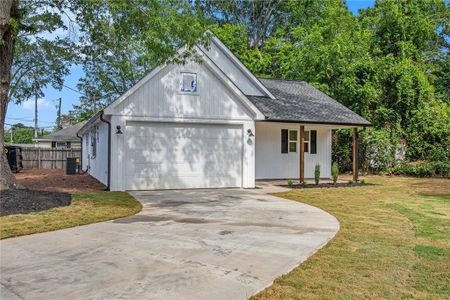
254, 121, 360, 182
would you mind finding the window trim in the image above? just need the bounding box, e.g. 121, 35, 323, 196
288, 130, 298, 153
303, 131, 310, 153
180, 72, 198, 93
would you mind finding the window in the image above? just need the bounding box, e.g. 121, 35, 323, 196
52, 142, 66, 148
85, 134, 89, 148
304, 131, 310, 153
310, 130, 317, 154
289, 130, 297, 152
281, 129, 298, 153
66, 142, 71, 149
180, 72, 197, 92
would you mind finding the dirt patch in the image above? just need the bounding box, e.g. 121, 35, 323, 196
1, 189, 71, 216
15, 169, 106, 193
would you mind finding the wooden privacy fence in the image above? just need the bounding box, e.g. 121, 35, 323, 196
20, 148, 81, 169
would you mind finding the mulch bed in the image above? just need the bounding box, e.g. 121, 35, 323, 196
281, 182, 373, 189
1, 189, 71, 216
0, 169, 106, 216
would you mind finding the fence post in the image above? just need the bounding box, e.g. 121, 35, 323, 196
38, 148, 41, 169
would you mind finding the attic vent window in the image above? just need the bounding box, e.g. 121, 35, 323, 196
181, 72, 197, 93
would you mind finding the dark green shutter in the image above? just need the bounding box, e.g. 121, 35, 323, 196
311, 130, 317, 154
281, 129, 288, 153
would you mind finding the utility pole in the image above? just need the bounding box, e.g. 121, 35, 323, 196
34, 95, 38, 138
10, 128, 13, 144
56, 97, 62, 130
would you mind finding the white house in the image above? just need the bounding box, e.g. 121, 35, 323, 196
78, 34, 370, 191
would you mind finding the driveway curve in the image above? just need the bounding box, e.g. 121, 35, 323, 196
1, 188, 339, 300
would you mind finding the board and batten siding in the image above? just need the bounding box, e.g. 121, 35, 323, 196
81, 121, 109, 186
255, 122, 332, 179
201, 41, 264, 97
114, 61, 253, 121
108, 58, 257, 191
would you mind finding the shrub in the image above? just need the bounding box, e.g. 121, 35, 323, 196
387, 161, 449, 178
314, 164, 320, 185
348, 180, 353, 184
331, 162, 339, 184
360, 179, 366, 184
287, 180, 293, 188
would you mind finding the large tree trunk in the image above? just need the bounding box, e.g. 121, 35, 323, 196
0, 0, 19, 190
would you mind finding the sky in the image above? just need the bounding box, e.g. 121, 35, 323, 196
5, 0, 375, 131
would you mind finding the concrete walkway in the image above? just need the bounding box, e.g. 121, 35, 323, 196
1, 188, 339, 300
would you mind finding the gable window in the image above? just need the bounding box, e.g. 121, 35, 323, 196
180, 72, 197, 93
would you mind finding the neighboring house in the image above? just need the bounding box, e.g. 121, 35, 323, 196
78, 33, 370, 191
33, 121, 87, 149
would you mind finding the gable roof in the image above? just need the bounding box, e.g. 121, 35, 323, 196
34, 121, 87, 142
246, 79, 371, 126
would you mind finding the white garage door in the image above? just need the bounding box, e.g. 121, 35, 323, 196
125, 122, 243, 190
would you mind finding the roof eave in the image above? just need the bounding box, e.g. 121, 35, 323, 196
260, 118, 372, 127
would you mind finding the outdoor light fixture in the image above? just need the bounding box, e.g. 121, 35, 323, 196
247, 129, 254, 137
116, 125, 123, 134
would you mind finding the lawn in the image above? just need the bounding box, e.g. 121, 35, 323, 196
0, 192, 142, 239
253, 176, 450, 299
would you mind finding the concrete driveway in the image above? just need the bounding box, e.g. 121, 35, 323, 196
1, 188, 339, 300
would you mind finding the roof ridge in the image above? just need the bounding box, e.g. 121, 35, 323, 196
258, 77, 307, 84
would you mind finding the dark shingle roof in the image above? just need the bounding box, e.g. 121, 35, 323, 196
34, 121, 87, 142
247, 79, 371, 126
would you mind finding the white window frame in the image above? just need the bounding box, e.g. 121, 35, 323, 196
288, 130, 297, 153
304, 131, 310, 153
180, 72, 198, 93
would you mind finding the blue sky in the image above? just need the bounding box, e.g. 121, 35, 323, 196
6, 0, 375, 130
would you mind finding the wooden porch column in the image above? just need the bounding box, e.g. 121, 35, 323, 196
300, 125, 305, 183
352, 127, 359, 182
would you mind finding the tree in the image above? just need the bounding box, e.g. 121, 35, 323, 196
70, 0, 210, 118
0, 0, 76, 189
4, 123, 36, 144
0, 0, 19, 189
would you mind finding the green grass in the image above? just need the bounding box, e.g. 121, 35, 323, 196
0, 192, 142, 239
252, 176, 450, 299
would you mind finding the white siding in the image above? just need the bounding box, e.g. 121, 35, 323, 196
82, 122, 109, 185
255, 122, 332, 179
202, 42, 264, 96
114, 61, 253, 120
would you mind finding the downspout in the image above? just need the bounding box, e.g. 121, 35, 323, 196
76, 132, 88, 174
99, 111, 111, 191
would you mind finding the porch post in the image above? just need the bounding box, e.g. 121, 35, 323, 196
352, 127, 359, 182
300, 125, 305, 183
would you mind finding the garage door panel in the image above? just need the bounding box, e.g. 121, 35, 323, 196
125, 122, 242, 190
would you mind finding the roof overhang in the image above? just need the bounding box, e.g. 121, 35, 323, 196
259, 119, 372, 127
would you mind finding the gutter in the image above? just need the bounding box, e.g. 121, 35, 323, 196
99, 110, 111, 191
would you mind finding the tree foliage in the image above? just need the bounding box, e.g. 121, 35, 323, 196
69, 0, 449, 172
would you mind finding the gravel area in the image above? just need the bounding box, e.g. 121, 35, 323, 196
1, 189, 71, 216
